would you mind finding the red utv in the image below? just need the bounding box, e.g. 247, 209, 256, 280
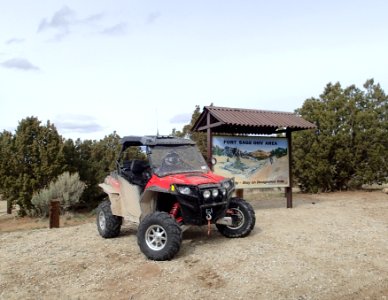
97, 136, 255, 260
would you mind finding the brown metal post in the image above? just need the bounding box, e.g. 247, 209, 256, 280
236, 189, 244, 199
286, 130, 293, 208
7, 199, 12, 214
49, 199, 60, 228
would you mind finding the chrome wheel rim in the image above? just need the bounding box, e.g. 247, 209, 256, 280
145, 225, 167, 251
227, 208, 245, 230
99, 211, 106, 231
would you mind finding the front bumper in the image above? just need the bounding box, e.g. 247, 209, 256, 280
175, 183, 234, 226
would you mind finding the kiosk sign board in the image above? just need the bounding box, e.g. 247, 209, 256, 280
212, 136, 289, 189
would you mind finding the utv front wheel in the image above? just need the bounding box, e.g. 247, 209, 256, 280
216, 198, 255, 238
96, 200, 122, 238
137, 212, 182, 261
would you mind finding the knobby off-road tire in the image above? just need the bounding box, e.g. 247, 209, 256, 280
216, 198, 255, 238
137, 212, 182, 261
96, 200, 122, 238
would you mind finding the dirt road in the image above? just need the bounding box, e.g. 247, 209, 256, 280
1, 191, 387, 300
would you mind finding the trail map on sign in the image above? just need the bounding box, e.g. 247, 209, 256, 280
212, 136, 289, 189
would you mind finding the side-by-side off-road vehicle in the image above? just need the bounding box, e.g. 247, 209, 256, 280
96, 136, 255, 260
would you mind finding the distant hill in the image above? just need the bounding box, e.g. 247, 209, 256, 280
249, 150, 271, 159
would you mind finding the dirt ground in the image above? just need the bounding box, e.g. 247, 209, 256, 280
0, 211, 95, 233
0, 191, 387, 300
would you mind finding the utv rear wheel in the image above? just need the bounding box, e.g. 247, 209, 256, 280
137, 212, 182, 261
216, 198, 255, 238
96, 200, 122, 238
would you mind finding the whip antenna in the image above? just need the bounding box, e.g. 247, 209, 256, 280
156, 109, 159, 137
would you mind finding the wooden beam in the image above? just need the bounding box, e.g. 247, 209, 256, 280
192, 107, 208, 131
197, 121, 224, 131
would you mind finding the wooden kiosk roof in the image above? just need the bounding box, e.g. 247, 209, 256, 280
192, 105, 316, 208
192, 106, 316, 134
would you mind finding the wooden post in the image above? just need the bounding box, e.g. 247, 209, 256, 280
236, 189, 244, 199
49, 199, 60, 228
207, 112, 213, 169
286, 130, 293, 208
7, 199, 12, 214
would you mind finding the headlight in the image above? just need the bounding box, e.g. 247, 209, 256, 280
177, 186, 191, 195
203, 190, 211, 199
212, 189, 219, 197
222, 180, 231, 190
221, 188, 226, 196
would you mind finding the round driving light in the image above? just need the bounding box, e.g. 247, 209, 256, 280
212, 189, 219, 197
203, 190, 211, 199
221, 188, 226, 196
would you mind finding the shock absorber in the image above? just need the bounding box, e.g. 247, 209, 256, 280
169, 202, 183, 223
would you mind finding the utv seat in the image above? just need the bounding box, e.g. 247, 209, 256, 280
121, 160, 150, 187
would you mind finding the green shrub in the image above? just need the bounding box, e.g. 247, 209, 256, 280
293, 79, 388, 192
31, 172, 85, 217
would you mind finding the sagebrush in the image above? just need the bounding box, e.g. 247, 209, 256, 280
31, 172, 85, 217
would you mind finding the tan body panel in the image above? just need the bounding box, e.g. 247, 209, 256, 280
140, 190, 158, 220
117, 176, 142, 219
100, 176, 142, 223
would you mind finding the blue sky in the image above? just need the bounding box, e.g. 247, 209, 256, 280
1, 0, 387, 140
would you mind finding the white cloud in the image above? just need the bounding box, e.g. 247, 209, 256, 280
100, 22, 128, 36
54, 114, 104, 134
81, 13, 104, 24
146, 12, 161, 25
37, 6, 105, 41
1, 58, 40, 71
38, 6, 76, 35
5, 38, 25, 45
170, 113, 191, 124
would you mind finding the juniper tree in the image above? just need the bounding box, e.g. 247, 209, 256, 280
1, 117, 65, 215
63, 132, 145, 208
174, 105, 207, 159
0, 130, 16, 213
293, 79, 388, 192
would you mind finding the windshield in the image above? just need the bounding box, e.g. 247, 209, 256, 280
149, 145, 209, 177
